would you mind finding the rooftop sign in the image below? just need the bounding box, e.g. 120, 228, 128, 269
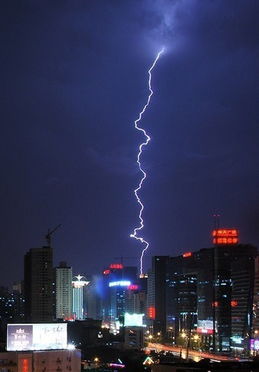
212, 229, 239, 245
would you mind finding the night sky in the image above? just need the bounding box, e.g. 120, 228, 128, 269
0, 1, 258, 286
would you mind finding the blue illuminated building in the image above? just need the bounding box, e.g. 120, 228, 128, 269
101, 264, 138, 326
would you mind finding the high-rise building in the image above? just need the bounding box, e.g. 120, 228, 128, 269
0, 286, 25, 344
147, 256, 169, 335
24, 246, 54, 322
147, 229, 257, 353
72, 275, 89, 320
84, 276, 102, 320
100, 264, 139, 328
230, 246, 257, 351
55, 262, 72, 320
167, 254, 198, 341
251, 256, 259, 353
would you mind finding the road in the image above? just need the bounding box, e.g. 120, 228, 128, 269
146, 343, 239, 362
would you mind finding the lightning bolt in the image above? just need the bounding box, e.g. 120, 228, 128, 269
130, 47, 164, 275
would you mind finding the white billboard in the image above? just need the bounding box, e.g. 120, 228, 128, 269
197, 320, 217, 335
7, 323, 67, 351
124, 313, 144, 327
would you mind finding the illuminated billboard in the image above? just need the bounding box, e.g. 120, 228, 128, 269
124, 313, 144, 327
109, 280, 131, 287
7, 323, 67, 351
212, 229, 239, 245
250, 339, 259, 351
197, 320, 216, 335
148, 306, 156, 319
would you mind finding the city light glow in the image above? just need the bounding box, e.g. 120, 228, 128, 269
183, 252, 192, 258
72, 275, 89, 288
128, 284, 139, 290
124, 313, 144, 327
67, 343, 75, 350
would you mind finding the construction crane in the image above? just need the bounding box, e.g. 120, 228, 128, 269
45, 224, 61, 247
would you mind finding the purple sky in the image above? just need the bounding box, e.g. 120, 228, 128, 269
0, 0, 258, 286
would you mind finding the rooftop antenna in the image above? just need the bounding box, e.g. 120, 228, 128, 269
213, 213, 220, 229
45, 224, 61, 247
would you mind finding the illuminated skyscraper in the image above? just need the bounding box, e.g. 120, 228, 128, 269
101, 264, 139, 328
56, 262, 72, 320
72, 275, 89, 320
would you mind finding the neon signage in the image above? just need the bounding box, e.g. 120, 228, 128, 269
109, 280, 131, 287
22, 359, 29, 372
109, 263, 123, 269
212, 229, 239, 245
128, 284, 139, 290
183, 252, 192, 258
148, 306, 156, 319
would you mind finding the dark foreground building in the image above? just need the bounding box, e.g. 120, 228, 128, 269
147, 229, 258, 354
24, 246, 54, 322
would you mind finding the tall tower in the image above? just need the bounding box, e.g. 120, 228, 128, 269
24, 246, 54, 322
72, 275, 89, 320
56, 262, 73, 320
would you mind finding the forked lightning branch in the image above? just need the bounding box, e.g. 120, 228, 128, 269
130, 48, 164, 275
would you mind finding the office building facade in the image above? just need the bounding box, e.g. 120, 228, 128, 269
72, 275, 89, 320
24, 246, 54, 323
56, 262, 73, 320
147, 232, 257, 353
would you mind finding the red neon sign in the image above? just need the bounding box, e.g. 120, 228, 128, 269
22, 359, 29, 372
197, 327, 213, 335
212, 229, 239, 245
109, 263, 123, 269
128, 284, 139, 290
103, 269, 111, 275
148, 306, 156, 319
183, 252, 192, 258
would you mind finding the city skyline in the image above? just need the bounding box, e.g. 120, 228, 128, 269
0, 1, 258, 286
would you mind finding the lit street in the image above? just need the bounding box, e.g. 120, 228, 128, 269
146, 343, 240, 362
